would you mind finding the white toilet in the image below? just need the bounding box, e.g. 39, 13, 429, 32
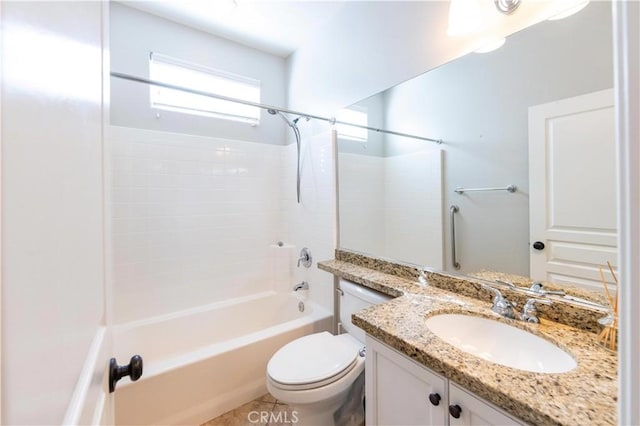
267, 279, 392, 425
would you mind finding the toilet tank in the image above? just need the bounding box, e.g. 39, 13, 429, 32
339, 279, 393, 343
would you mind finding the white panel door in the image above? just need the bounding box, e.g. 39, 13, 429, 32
529, 89, 617, 290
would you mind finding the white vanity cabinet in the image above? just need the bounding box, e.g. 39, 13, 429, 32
365, 336, 526, 426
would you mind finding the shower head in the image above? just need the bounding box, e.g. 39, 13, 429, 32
293, 116, 311, 124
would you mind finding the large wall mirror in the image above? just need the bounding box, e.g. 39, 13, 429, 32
337, 2, 616, 295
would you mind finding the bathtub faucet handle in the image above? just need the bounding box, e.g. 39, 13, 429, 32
297, 247, 312, 268
293, 281, 309, 291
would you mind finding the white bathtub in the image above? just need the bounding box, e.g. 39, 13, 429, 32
113, 291, 332, 425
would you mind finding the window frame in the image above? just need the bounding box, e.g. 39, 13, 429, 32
148, 52, 261, 125
336, 107, 369, 142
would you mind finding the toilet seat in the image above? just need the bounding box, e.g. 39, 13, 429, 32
267, 332, 359, 391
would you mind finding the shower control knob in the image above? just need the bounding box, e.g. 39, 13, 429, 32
297, 247, 312, 268
109, 355, 143, 393
448, 404, 462, 419
428, 393, 441, 406
533, 241, 545, 251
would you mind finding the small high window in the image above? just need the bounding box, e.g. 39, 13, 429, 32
149, 52, 261, 125
336, 108, 368, 141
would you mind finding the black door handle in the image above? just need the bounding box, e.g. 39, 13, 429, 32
109, 355, 143, 393
429, 393, 441, 406
449, 404, 462, 419
533, 241, 545, 251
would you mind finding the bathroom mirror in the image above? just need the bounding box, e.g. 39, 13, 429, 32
337, 2, 615, 299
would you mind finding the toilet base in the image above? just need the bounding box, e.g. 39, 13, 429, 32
270, 371, 365, 426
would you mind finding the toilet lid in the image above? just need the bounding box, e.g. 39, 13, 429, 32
267, 332, 358, 387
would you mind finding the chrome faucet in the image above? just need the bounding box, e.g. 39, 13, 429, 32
293, 281, 309, 291
482, 284, 517, 319
521, 298, 552, 323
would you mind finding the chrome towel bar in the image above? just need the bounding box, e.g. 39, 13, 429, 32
450, 205, 460, 270
454, 185, 517, 194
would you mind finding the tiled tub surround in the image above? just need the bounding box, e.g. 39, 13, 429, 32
318, 253, 617, 426
110, 126, 285, 322
338, 151, 443, 268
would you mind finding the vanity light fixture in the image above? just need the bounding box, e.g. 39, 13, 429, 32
547, 0, 590, 20
494, 0, 521, 15
474, 37, 506, 53
447, 0, 485, 36
447, 0, 520, 38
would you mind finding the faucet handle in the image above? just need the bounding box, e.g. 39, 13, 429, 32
297, 247, 312, 268
529, 282, 544, 293
528, 282, 566, 297
525, 297, 552, 306
482, 284, 517, 318
522, 298, 552, 323
481, 284, 505, 303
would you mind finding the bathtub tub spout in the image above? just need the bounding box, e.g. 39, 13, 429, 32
293, 282, 309, 291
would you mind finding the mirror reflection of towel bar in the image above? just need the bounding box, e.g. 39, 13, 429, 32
450, 205, 460, 270
454, 185, 517, 194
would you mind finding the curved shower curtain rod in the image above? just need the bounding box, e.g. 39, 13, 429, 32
110, 71, 443, 145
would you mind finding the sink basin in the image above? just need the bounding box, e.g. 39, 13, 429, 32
425, 314, 577, 373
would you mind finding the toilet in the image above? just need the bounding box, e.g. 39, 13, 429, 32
267, 279, 392, 425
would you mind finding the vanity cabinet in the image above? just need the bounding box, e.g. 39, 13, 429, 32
365, 336, 526, 426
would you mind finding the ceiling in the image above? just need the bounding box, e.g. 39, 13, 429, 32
118, 0, 349, 57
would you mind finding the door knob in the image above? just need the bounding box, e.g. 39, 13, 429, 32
532, 241, 545, 251
109, 355, 143, 393
428, 392, 441, 406
449, 404, 462, 419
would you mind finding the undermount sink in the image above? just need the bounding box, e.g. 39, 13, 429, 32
425, 313, 577, 374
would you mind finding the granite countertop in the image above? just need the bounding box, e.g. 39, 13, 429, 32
318, 259, 618, 426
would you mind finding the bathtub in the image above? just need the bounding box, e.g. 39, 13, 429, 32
113, 291, 332, 425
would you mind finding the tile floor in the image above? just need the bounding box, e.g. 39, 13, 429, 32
201, 394, 296, 426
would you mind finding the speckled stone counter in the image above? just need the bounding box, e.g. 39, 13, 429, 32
318, 257, 618, 426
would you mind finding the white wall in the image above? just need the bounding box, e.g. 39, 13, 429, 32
286, 1, 573, 115
110, 126, 285, 323
110, 2, 286, 145
1, 1, 106, 423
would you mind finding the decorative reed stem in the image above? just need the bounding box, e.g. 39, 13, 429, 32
597, 263, 618, 351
